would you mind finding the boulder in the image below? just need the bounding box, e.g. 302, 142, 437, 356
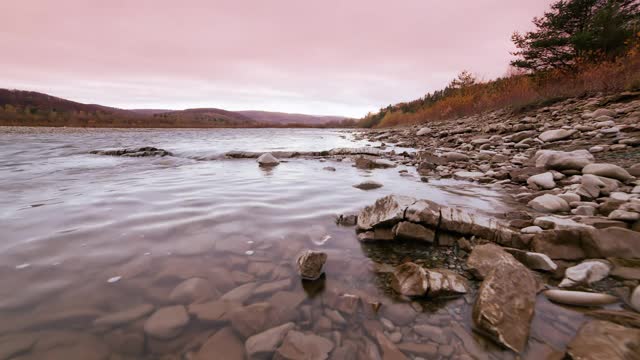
195, 327, 245, 360
534, 150, 594, 171
528, 194, 570, 213
245, 322, 295, 360
296, 250, 327, 280
390, 262, 429, 296
559, 260, 611, 288
229, 302, 272, 338
582, 163, 634, 182
257, 153, 280, 166
274, 330, 334, 360
470, 245, 536, 353
538, 129, 576, 142
544, 289, 618, 306
416, 127, 431, 136
143, 306, 190, 339
356, 195, 415, 231
392, 221, 435, 242
527, 172, 556, 190
567, 320, 640, 359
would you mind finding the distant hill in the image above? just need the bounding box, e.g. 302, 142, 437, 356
237, 110, 348, 126
0, 89, 354, 128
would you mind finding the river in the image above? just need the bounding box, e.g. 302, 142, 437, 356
0, 127, 586, 359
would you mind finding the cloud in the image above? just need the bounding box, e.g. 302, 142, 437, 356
0, 0, 554, 117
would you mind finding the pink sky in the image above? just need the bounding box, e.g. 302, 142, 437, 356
0, 0, 554, 117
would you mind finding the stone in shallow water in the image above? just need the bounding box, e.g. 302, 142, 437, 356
543, 289, 618, 306
220, 282, 258, 303
195, 327, 245, 360
143, 305, 189, 339
93, 303, 155, 327
245, 322, 295, 360
470, 245, 536, 353
187, 299, 242, 323
566, 320, 640, 359
230, 302, 272, 338
296, 250, 327, 280
390, 262, 428, 297
357, 195, 415, 231
168, 277, 217, 304
274, 330, 334, 360
425, 269, 468, 296
257, 153, 280, 166
353, 180, 383, 190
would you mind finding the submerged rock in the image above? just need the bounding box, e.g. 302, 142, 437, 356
296, 250, 327, 280
195, 327, 245, 360
143, 305, 189, 339
93, 304, 154, 327
274, 330, 334, 360
90, 146, 172, 157
257, 153, 280, 166
245, 322, 295, 360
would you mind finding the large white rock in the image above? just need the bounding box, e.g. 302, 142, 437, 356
632, 285, 640, 313
534, 149, 594, 170
416, 127, 431, 136
544, 289, 618, 306
582, 163, 634, 182
539, 129, 576, 142
528, 194, 570, 213
527, 172, 556, 190
559, 260, 611, 288
257, 153, 280, 166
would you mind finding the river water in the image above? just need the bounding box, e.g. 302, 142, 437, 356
0, 127, 586, 359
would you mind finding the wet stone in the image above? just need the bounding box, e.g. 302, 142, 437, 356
297, 250, 328, 280
143, 305, 190, 339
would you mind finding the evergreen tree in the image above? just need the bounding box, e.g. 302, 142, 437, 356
511, 0, 640, 71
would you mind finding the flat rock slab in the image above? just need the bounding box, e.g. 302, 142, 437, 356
567, 320, 640, 359
143, 306, 189, 339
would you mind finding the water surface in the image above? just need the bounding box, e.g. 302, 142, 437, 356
0, 127, 586, 359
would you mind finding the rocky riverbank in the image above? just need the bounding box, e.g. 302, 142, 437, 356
344, 91, 640, 358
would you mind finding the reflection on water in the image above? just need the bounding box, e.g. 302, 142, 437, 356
0, 127, 586, 359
